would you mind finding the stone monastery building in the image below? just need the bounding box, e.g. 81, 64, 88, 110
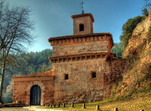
13, 12, 126, 105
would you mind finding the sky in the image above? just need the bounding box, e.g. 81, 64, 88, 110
5, 0, 146, 52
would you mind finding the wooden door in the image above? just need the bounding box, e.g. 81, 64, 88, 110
30, 85, 41, 105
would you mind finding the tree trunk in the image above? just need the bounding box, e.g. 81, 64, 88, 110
0, 48, 6, 103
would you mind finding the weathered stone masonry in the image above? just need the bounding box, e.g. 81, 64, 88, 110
51, 33, 113, 56
53, 58, 108, 103
13, 12, 128, 105
13, 71, 55, 105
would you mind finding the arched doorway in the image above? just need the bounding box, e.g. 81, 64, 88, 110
30, 85, 41, 105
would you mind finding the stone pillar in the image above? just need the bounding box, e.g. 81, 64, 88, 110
63, 103, 66, 107
114, 107, 118, 111
96, 105, 100, 110
83, 103, 86, 109
58, 104, 60, 107
71, 103, 74, 107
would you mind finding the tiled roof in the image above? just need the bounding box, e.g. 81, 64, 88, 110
71, 13, 94, 22
48, 33, 112, 42
14, 70, 54, 78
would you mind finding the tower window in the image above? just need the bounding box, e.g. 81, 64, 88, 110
79, 24, 84, 31
64, 74, 69, 80
91, 72, 96, 78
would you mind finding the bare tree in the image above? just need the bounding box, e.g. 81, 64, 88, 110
0, 1, 34, 103
144, 0, 151, 8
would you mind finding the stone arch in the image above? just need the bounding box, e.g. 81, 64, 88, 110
30, 85, 41, 105
27, 81, 45, 105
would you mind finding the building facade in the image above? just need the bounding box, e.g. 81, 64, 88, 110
13, 13, 125, 105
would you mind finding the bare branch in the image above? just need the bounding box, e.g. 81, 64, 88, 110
0, 1, 34, 101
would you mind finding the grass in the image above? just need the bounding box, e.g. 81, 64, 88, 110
38, 92, 151, 111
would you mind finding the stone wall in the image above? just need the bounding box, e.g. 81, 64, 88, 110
105, 58, 129, 84
13, 78, 54, 105
73, 16, 93, 35
52, 57, 130, 104
13, 57, 130, 105
53, 58, 110, 104
52, 40, 108, 56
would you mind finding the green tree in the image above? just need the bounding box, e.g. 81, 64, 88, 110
142, 8, 149, 16
120, 16, 144, 50
111, 43, 123, 57
144, 0, 151, 8
3, 49, 52, 103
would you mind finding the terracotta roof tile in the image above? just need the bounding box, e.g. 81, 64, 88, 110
71, 13, 94, 22
14, 70, 54, 78
48, 33, 112, 42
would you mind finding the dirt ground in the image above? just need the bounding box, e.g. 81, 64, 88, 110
0, 107, 66, 111
0, 107, 31, 111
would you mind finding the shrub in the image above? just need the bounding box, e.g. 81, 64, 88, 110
120, 16, 144, 50
111, 43, 123, 56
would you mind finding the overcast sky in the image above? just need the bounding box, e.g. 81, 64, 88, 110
5, 0, 146, 52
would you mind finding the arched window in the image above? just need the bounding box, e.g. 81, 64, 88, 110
79, 24, 84, 31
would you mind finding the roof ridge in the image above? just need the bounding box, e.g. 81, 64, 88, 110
13, 70, 54, 78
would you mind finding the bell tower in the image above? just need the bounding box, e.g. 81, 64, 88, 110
71, 13, 94, 35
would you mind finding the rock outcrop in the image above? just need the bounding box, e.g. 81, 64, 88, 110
123, 9, 151, 58
114, 9, 151, 96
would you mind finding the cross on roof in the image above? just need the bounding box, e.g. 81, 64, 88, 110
81, 2, 85, 14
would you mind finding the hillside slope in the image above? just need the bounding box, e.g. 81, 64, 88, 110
112, 9, 151, 98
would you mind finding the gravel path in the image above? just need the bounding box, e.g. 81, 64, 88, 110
0, 107, 31, 111
0, 107, 66, 111
0, 106, 71, 111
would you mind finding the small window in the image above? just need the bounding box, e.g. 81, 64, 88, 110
91, 72, 96, 78
79, 24, 84, 31
64, 74, 69, 80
